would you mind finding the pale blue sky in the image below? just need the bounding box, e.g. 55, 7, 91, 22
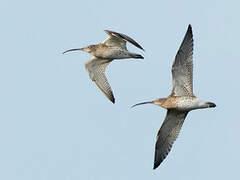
0, 0, 239, 179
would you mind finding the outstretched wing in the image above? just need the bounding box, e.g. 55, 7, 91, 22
171, 25, 194, 96
154, 109, 188, 169
85, 58, 115, 103
103, 30, 144, 51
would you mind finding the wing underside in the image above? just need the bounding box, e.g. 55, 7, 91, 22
171, 25, 194, 96
85, 58, 115, 103
154, 109, 188, 169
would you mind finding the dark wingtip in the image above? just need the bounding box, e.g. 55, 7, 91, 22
137, 46, 145, 51
111, 98, 115, 104
153, 163, 159, 170
140, 47, 145, 51
104, 29, 145, 51
153, 159, 162, 170
187, 24, 192, 33
109, 96, 115, 104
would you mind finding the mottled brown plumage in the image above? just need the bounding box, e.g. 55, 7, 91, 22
63, 30, 144, 103
132, 25, 216, 169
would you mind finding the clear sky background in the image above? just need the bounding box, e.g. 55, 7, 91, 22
0, 0, 239, 179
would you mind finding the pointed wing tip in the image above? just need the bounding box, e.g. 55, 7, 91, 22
153, 162, 160, 170
108, 91, 115, 104
110, 97, 115, 104
104, 90, 115, 104
104, 30, 144, 51
153, 152, 163, 170
107, 90, 115, 104
104, 30, 112, 35
187, 24, 193, 35
139, 46, 145, 51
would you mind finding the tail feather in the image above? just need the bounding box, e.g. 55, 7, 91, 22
131, 53, 144, 59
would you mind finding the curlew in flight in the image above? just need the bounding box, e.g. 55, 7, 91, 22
132, 25, 216, 169
63, 30, 144, 103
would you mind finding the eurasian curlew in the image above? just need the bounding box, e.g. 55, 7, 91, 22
132, 25, 216, 169
63, 30, 144, 103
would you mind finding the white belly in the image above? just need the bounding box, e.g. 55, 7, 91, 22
175, 97, 205, 111
97, 47, 131, 59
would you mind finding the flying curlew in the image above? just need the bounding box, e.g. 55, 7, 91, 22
63, 30, 144, 103
132, 25, 216, 169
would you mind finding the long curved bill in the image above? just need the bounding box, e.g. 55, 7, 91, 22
62, 48, 84, 54
131, 101, 154, 108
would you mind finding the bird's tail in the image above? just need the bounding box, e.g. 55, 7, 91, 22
131, 53, 144, 59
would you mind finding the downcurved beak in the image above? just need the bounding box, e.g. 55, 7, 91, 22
131, 101, 154, 108
62, 48, 84, 54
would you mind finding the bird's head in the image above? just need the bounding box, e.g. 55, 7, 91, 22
81, 45, 96, 53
